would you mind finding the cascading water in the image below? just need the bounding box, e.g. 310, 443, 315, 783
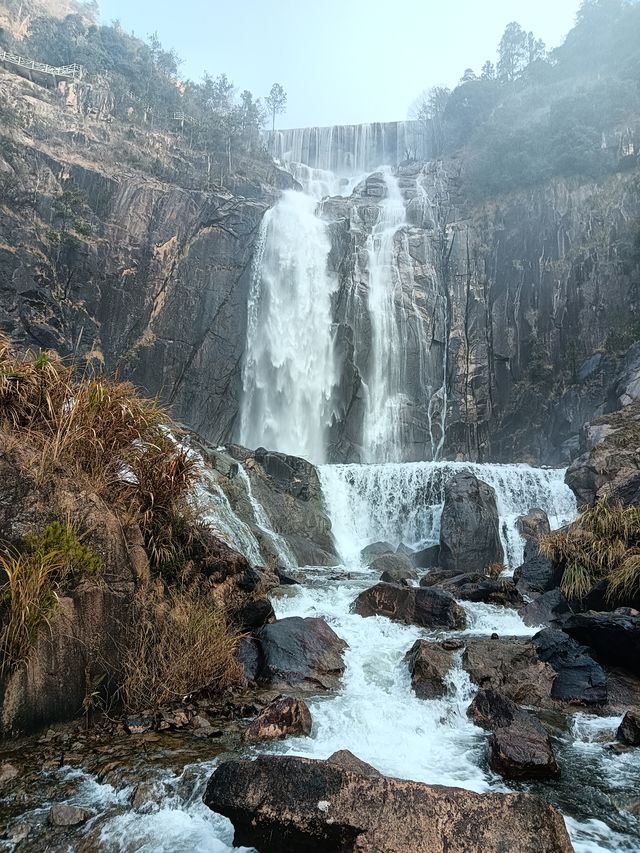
239, 189, 339, 463
318, 461, 577, 569
361, 169, 408, 462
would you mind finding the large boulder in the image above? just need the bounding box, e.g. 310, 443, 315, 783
353, 583, 467, 630
204, 755, 574, 852
519, 589, 571, 627
254, 617, 347, 691
405, 640, 455, 699
562, 611, 640, 677
468, 690, 560, 780
243, 696, 312, 742
439, 472, 504, 573
532, 629, 607, 704
513, 543, 562, 594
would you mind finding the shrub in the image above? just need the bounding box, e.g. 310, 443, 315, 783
540, 500, 640, 603
121, 588, 243, 711
0, 522, 100, 672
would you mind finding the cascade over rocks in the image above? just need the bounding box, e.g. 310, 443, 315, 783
253, 616, 347, 691
439, 473, 504, 573
353, 582, 467, 630
203, 754, 574, 853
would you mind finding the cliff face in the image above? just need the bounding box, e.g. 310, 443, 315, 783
2, 64, 639, 465
0, 67, 292, 445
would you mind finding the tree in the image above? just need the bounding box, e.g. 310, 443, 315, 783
265, 83, 287, 134
526, 31, 546, 65
481, 60, 496, 80
461, 68, 477, 83
409, 86, 451, 156
497, 22, 528, 81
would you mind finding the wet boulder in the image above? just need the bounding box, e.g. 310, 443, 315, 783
244, 696, 312, 742
562, 611, 640, 677
48, 805, 91, 827
405, 640, 455, 699
203, 754, 574, 852
254, 616, 347, 691
326, 750, 381, 777
516, 509, 551, 543
353, 583, 467, 630
519, 589, 571, 627
439, 573, 523, 607
371, 552, 418, 584
235, 597, 275, 631
513, 544, 562, 594
468, 690, 560, 780
411, 544, 440, 569
616, 710, 640, 746
360, 541, 395, 565
532, 628, 607, 704
439, 472, 504, 573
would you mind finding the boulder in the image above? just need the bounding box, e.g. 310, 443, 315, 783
513, 544, 562, 594
235, 597, 275, 631
468, 690, 560, 780
360, 541, 395, 565
616, 710, 640, 746
353, 583, 467, 630
411, 544, 440, 569
255, 617, 347, 691
532, 628, 607, 704
405, 640, 455, 699
439, 472, 504, 573
326, 750, 381, 778
371, 552, 418, 584
562, 611, 640, 677
438, 573, 523, 607
203, 755, 573, 852
48, 805, 91, 827
516, 509, 551, 543
419, 568, 464, 587
244, 696, 312, 742
519, 589, 571, 627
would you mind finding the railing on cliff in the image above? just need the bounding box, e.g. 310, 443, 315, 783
0, 50, 84, 83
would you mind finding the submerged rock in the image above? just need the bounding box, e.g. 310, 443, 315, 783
243, 696, 312, 742
255, 616, 347, 691
353, 583, 467, 630
439, 472, 504, 573
405, 640, 454, 699
203, 754, 574, 852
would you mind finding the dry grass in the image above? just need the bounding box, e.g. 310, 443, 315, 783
540, 500, 640, 603
121, 588, 243, 711
0, 333, 198, 568
487, 561, 506, 579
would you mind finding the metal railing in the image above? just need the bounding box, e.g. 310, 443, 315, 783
0, 50, 83, 80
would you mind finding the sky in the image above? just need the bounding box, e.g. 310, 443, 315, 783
97, 0, 582, 128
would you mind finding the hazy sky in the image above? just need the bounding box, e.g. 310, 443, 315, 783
97, 0, 582, 128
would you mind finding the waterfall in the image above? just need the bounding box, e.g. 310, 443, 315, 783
318, 461, 577, 569
272, 121, 430, 173
362, 169, 408, 462
239, 189, 339, 463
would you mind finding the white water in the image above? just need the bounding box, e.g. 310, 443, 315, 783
234, 465, 297, 569
239, 189, 339, 463
319, 460, 577, 569
361, 169, 408, 462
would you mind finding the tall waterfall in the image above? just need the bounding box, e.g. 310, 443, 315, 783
239, 189, 339, 463
272, 121, 429, 173
362, 169, 408, 462
319, 461, 577, 569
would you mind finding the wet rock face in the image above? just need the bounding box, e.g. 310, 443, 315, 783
617, 711, 640, 746
513, 543, 562, 594
439, 473, 504, 573
254, 616, 347, 691
243, 696, 312, 742
353, 583, 467, 630
517, 509, 551, 543
532, 629, 608, 704
562, 611, 640, 677
468, 690, 560, 781
203, 754, 574, 853
405, 640, 454, 699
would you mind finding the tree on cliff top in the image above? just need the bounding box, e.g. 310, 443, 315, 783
265, 82, 287, 134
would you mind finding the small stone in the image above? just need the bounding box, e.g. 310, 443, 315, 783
244, 696, 312, 742
48, 804, 91, 827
